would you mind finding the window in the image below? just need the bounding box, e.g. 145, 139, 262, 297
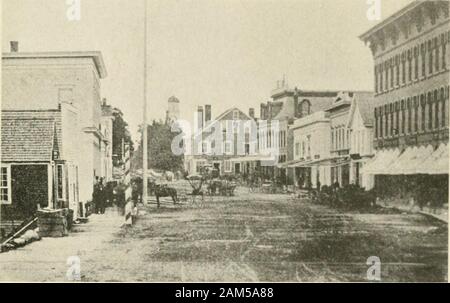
300, 100, 311, 117
224, 141, 232, 154
435, 90, 439, 129
402, 59, 406, 84
441, 88, 446, 128
407, 98, 412, 134
401, 105, 405, 134
408, 53, 412, 82
414, 97, 418, 132
421, 95, 426, 132
307, 136, 311, 158
436, 41, 440, 71
233, 110, 239, 120
428, 92, 433, 130
56, 164, 64, 200
385, 106, 389, 136
1, 166, 11, 204
442, 41, 446, 70
385, 68, 389, 90
380, 67, 384, 91
196, 161, 206, 173
429, 42, 434, 74
390, 63, 394, 88
331, 129, 334, 147
421, 46, 426, 77
396, 58, 400, 86
414, 49, 419, 79
224, 160, 232, 173
380, 114, 383, 138
202, 142, 209, 154
374, 68, 378, 93
295, 142, 300, 156
375, 109, 378, 138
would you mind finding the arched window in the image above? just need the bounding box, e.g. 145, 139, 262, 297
299, 100, 311, 117
421, 94, 426, 131
414, 96, 418, 132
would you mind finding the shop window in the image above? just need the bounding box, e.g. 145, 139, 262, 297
0, 166, 11, 205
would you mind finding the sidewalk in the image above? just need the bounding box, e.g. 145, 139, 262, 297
0, 208, 124, 282
380, 200, 448, 223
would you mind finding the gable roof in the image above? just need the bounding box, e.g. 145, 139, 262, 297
1, 117, 57, 162
346, 92, 375, 128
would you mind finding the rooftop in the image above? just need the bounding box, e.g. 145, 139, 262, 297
1, 116, 57, 162
2, 51, 108, 78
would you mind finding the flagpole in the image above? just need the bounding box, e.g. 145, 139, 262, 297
142, 0, 148, 205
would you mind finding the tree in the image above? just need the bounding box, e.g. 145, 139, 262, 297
131, 120, 184, 172
112, 109, 134, 167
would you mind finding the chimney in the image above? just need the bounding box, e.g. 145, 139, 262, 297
260, 104, 266, 120
205, 104, 212, 124
102, 98, 107, 106
10, 41, 19, 52
197, 106, 204, 130
249, 108, 255, 119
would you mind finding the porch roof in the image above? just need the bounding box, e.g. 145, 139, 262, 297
1, 118, 56, 162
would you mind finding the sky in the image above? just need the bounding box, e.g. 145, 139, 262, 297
1, 0, 415, 140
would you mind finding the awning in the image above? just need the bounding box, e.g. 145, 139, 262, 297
395, 145, 434, 175
231, 155, 276, 162
416, 143, 449, 175
361, 148, 401, 175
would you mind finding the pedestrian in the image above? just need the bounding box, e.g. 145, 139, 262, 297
123, 199, 134, 227
92, 176, 100, 214
98, 177, 106, 214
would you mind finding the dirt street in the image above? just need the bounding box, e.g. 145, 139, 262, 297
0, 187, 447, 282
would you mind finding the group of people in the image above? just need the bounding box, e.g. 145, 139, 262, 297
92, 177, 108, 214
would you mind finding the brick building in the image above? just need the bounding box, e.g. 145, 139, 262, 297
360, 1, 449, 204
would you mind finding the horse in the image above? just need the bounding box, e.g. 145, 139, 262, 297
154, 184, 178, 208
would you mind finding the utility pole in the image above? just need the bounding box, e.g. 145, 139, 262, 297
142, 0, 148, 205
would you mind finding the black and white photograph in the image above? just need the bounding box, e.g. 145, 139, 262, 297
0, 0, 449, 284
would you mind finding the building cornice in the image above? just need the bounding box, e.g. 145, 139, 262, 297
2, 51, 108, 79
